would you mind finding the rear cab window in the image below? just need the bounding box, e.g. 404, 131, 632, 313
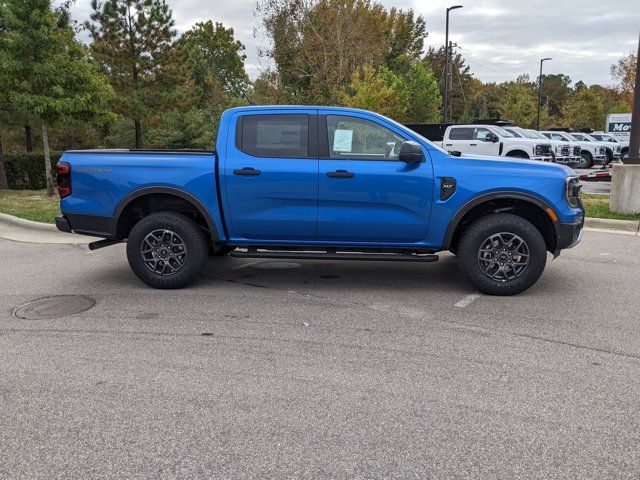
236, 114, 310, 158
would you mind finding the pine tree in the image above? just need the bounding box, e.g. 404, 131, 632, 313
87, 0, 184, 148
0, 0, 115, 195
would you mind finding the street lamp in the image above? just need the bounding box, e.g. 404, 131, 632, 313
444, 5, 463, 123
536, 57, 552, 130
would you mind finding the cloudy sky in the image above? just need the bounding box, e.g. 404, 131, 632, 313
68, 0, 639, 87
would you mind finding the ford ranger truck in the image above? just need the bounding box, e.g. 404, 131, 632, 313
442, 125, 554, 161
55, 106, 584, 295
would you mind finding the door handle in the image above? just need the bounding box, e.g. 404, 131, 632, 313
445, 143, 453, 146
233, 167, 261, 176
470, 143, 477, 146
327, 170, 355, 178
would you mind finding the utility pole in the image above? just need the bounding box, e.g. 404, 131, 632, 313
625, 32, 640, 164
536, 57, 552, 130
447, 41, 455, 123
443, 5, 463, 123
611, 33, 640, 215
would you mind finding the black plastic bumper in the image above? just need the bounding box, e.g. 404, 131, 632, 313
56, 213, 117, 238
55, 215, 72, 233
556, 221, 584, 250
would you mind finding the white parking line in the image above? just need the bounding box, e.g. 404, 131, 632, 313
454, 294, 481, 308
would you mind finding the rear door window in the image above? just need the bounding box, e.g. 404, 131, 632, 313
449, 127, 473, 140
237, 114, 309, 158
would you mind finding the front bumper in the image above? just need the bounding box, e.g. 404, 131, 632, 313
557, 220, 584, 250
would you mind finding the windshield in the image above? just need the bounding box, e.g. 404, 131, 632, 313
505, 128, 525, 138
492, 126, 515, 138
570, 133, 589, 141
526, 130, 548, 140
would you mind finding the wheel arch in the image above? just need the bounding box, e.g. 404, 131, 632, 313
443, 191, 560, 254
505, 149, 530, 158
114, 186, 219, 241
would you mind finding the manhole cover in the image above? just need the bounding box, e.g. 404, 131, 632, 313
253, 262, 301, 270
14, 295, 96, 320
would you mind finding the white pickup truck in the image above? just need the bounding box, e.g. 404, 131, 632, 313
441, 125, 553, 161
590, 132, 627, 161
504, 127, 580, 165
541, 131, 607, 168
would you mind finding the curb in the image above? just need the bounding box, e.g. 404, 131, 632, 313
584, 217, 640, 234
0, 212, 59, 232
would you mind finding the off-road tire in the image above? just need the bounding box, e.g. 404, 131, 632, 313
458, 213, 547, 296
126, 212, 208, 289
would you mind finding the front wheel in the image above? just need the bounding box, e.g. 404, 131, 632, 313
578, 152, 593, 169
457, 214, 547, 296
126, 212, 208, 289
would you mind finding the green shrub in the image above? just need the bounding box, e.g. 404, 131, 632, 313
3, 152, 61, 189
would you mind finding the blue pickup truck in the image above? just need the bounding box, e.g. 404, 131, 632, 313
55, 106, 584, 295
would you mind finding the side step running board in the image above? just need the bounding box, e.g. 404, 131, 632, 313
231, 249, 439, 263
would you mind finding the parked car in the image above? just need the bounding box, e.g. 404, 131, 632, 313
503, 127, 579, 164
568, 132, 615, 165
590, 132, 628, 161
55, 106, 584, 296
442, 125, 554, 161
540, 131, 606, 168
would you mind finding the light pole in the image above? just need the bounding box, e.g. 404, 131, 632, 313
444, 5, 463, 123
536, 57, 552, 130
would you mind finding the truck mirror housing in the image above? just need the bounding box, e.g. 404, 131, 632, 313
398, 141, 424, 163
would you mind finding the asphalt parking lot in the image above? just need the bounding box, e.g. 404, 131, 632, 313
2, 229, 640, 479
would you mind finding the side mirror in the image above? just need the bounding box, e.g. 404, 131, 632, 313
398, 141, 425, 163
484, 133, 498, 143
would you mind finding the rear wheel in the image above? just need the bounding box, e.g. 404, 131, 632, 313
457, 213, 547, 296
126, 212, 208, 289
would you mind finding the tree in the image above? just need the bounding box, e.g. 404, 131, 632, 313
496, 79, 548, 129
423, 46, 473, 122
611, 52, 637, 107
540, 73, 572, 118
342, 66, 408, 120
179, 20, 249, 102
562, 87, 605, 131
87, 0, 184, 148
0, 0, 114, 195
256, 0, 425, 105
383, 8, 426, 77
404, 63, 441, 123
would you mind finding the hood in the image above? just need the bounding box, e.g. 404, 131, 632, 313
458, 152, 576, 176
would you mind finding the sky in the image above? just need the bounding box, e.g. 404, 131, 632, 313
67, 0, 640, 87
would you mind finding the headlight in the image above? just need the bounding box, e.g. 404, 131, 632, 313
565, 176, 582, 208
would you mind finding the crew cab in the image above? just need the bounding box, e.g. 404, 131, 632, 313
504, 127, 580, 165
442, 125, 554, 161
569, 132, 617, 165
541, 131, 607, 168
55, 106, 584, 296
590, 132, 627, 161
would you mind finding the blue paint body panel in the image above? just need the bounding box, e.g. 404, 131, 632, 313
59, 105, 583, 250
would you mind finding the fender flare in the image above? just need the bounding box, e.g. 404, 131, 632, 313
442, 191, 560, 250
114, 186, 219, 241
504, 149, 530, 158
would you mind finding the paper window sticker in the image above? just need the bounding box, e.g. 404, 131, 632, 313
333, 129, 353, 152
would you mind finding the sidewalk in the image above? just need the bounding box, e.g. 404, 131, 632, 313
0, 213, 99, 244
